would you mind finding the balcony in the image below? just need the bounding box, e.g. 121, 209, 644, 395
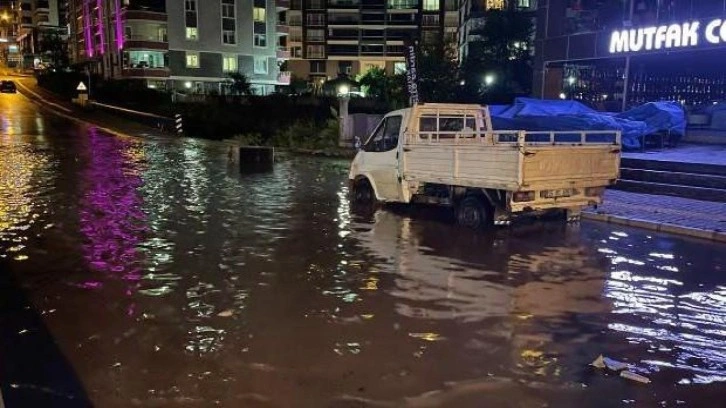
122, 67, 170, 78
124, 9, 167, 22
124, 35, 168, 50
276, 0, 290, 11
278, 71, 291, 85
276, 48, 291, 59
276, 24, 289, 35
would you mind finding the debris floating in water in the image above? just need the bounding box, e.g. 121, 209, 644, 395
590, 355, 629, 371
620, 370, 651, 384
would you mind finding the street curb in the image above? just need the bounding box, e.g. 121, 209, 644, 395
582, 212, 726, 243
15, 81, 149, 141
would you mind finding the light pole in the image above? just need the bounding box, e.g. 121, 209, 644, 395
338, 84, 350, 147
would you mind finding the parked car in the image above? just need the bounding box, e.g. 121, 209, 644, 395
0, 81, 17, 93
349, 103, 622, 229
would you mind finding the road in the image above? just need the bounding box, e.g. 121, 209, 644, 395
1, 85, 726, 407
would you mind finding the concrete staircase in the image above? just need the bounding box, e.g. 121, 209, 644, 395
614, 158, 726, 202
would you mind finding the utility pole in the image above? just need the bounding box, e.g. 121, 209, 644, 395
621, 0, 636, 112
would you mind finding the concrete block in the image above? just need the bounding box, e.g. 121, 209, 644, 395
239, 146, 274, 173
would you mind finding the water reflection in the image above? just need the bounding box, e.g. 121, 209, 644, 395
78, 128, 146, 296
0, 137, 52, 260
600, 231, 726, 384
2, 122, 726, 406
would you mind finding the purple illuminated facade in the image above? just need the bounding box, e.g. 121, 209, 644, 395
70, 0, 164, 80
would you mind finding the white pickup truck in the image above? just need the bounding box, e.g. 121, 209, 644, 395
349, 103, 621, 229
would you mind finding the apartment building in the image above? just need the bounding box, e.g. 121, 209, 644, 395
13, 0, 67, 62
457, 0, 536, 62
285, 0, 459, 83
68, 0, 289, 95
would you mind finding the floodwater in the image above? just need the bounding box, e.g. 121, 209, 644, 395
1, 95, 726, 407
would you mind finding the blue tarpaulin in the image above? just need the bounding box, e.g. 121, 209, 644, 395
488, 98, 686, 150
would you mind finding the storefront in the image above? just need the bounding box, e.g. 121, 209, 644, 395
534, 0, 726, 112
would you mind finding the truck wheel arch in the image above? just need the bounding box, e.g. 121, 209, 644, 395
353, 176, 379, 201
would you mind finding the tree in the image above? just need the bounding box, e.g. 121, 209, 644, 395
358, 66, 387, 99
38, 32, 69, 67
461, 9, 534, 103
227, 72, 252, 95
416, 38, 462, 103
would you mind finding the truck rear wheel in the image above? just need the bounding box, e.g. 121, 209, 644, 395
456, 196, 492, 230
353, 179, 375, 204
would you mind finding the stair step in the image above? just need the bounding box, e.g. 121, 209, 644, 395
621, 158, 726, 177
620, 168, 726, 190
612, 180, 726, 202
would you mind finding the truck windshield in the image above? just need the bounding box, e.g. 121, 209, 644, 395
364, 115, 402, 152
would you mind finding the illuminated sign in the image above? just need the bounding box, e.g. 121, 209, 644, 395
609, 18, 726, 54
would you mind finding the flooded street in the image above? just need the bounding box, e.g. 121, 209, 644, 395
1, 94, 726, 407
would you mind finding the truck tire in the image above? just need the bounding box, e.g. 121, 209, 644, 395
456, 196, 492, 230
353, 179, 375, 204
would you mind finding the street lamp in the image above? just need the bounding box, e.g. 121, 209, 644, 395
484, 74, 495, 86
337, 84, 351, 148
559, 92, 567, 100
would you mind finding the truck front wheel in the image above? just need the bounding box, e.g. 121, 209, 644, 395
456, 196, 492, 230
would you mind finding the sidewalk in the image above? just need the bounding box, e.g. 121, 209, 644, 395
583, 190, 726, 242
14, 77, 169, 140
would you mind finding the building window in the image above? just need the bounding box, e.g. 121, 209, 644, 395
306, 13, 324, 26
186, 27, 198, 40
422, 0, 439, 11
254, 34, 267, 47
124, 26, 132, 40
253, 7, 266, 22
486, 0, 505, 9
306, 29, 324, 42
125, 51, 166, 68
223, 55, 238, 72
387, 0, 417, 9
291, 46, 303, 58
222, 0, 236, 44
307, 45, 325, 59
185, 0, 198, 40
222, 0, 235, 18
310, 60, 325, 74
253, 0, 267, 48
186, 52, 200, 68
338, 61, 352, 75
254, 56, 268, 74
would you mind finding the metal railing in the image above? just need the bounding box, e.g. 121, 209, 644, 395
406, 130, 621, 146
493, 130, 622, 146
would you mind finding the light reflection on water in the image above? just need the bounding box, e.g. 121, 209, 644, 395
1, 126, 725, 405
601, 231, 726, 385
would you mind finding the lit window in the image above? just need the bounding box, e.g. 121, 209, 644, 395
253, 7, 266, 22
223, 55, 238, 72
486, 0, 505, 9
254, 56, 268, 74
186, 52, 200, 68
422, 0, 439, 11
186, 27, 198, 40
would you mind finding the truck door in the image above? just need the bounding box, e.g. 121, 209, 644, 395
361, 114, 403, 201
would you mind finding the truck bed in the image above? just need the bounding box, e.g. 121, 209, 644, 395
402, 131, 621, 191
